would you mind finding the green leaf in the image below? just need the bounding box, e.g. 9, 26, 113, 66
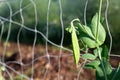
82, 53, 96, 60
90, 13, 106, 45
93, 48, 99, 57
96, 66, 104, 77
101, 45, 112, 75
77, 23, 100, 48
75, 13, 106, 48
85, 60, 104, 77
101, 45, 109, 61
85, 60, 100, 69
70, 19, 80, 65
77, 23, 95, 39
79, 34, 98, 48
65, 26, 72, 33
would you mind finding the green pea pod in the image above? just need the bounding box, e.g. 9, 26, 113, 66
70, 19, 80, 65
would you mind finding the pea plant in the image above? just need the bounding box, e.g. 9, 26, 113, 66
66, 0, 120, 80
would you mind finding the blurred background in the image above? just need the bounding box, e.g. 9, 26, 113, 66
0, 0, 120, 53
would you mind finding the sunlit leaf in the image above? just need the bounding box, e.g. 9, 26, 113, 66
77, 23, 95, 39
90, 13, 106, 45
74, 13, 106, 48
77, 23, 99, 48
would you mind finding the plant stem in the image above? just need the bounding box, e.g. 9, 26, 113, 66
97, 47, 108, 80
96, 0, 103, 40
